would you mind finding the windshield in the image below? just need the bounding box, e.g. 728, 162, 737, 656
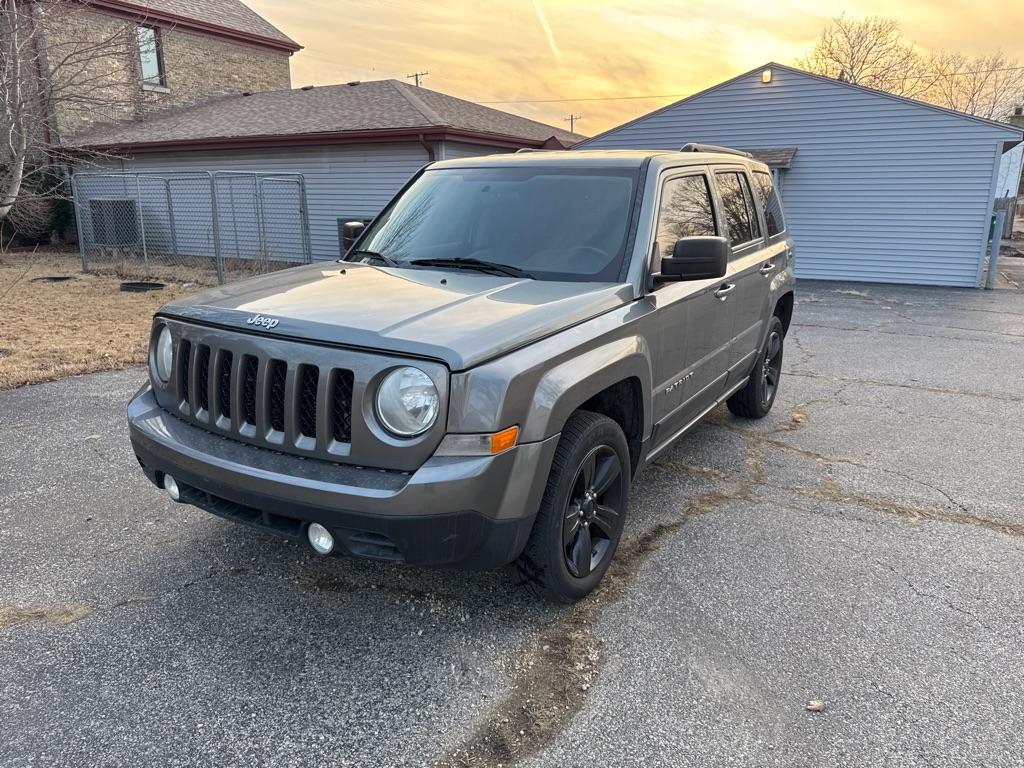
351, 166, 640, 282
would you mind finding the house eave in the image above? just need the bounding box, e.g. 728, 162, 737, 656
67, 127, 571, 155
79, 0, 302, 53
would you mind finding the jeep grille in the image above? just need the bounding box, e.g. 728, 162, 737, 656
171, 337, 354, 454
155, 319, 447, 471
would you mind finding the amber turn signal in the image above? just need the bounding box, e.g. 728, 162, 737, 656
435, 426, 521, 457
489, 426, 519, 454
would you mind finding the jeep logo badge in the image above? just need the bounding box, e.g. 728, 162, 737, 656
246, 313, 280, 329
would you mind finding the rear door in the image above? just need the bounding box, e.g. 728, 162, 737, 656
751, 168, 791, 282
647, 168, 735, 451
711, 167, 770, 381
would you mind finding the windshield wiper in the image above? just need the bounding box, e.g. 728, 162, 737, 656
349, 249, 399, 267
409, 257, 534, 279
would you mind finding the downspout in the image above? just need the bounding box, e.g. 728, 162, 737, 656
418, 133, 436, 163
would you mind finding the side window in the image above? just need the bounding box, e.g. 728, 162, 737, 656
653, 174, 716, 258
715, 171, 761, 247
753, 171, 785, 237
137, 25, 166, 87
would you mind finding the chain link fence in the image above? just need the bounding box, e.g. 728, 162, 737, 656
71, 170, 312, 285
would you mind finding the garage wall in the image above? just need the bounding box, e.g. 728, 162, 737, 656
581, 65, 1021, 286
98, 143, 431, 261
99, 141, 523, 261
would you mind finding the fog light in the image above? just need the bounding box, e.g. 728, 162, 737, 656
307, 522, 335, 555
163, 474, 180, 501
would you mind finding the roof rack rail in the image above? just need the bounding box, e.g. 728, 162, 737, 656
679, 143, 753, 158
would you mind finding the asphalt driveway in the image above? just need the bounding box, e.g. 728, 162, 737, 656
2, 280, 1023, 767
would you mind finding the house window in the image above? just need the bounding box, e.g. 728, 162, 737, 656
137, 26, 166, 87
654, 174, 717, 258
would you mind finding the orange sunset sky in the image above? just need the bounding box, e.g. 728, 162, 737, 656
248, 0, 1024, 135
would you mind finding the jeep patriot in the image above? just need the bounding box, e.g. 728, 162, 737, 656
128, 145, 795, 602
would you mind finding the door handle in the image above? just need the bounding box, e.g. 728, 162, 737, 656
759, 262, 776, 275
714, 283, 736, 301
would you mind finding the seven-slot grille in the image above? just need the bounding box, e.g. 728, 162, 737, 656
173, 339, 354, 455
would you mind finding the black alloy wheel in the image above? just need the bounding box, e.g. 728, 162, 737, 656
562, 445, 625, 578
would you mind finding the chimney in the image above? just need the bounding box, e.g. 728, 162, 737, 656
1010, 105, 1024, 128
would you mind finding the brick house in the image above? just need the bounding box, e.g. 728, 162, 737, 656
41, 0, 298, 140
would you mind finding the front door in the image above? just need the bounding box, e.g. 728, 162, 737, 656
648, 170, 736, 452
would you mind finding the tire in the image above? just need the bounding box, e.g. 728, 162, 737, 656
516, 411, 631, 603
727, 315, 784, 419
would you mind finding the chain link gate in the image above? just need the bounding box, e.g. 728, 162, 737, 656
71, 170, 312, 285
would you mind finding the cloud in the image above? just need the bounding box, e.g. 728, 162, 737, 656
531, 0, 562, 64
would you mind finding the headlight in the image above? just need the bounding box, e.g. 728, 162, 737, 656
153, 325, 173, 384
375, 366, 439, 437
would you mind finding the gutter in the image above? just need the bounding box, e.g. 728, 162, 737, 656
66, 127, 562, 156
78, 0, 302, 53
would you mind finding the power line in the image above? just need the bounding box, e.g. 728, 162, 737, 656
295, 54, 1024, 105
480, 64, 1024, 105
480, 93, 692, 104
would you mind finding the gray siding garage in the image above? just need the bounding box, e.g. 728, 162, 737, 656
70, 80, 580, 264
581, 63, 1023, 287
94, 142, 480, 260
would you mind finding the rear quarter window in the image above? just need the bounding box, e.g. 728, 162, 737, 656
752, 171, 785, 237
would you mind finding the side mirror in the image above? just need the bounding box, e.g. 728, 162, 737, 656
654, 236, 730, 284
340, 220, 366, 253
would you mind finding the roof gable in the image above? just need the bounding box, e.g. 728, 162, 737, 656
580, 62, 1023, 147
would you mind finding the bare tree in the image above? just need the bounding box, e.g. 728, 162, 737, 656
926, 51, 1024, 120
798, 15, 1024, 120
796, 15, 932, 98
0, 0, 141, 231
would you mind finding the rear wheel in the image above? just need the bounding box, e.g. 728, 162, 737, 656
727, 315, 784, 419
517, 411, 630, 603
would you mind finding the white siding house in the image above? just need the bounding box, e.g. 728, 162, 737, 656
580, 63, 1023, 287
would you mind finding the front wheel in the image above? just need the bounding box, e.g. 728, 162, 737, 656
727, 315, 784, 419
517, 411, 630, 603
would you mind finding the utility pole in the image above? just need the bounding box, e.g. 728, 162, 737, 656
565, 114, 582, 132
406, 71, 428, 87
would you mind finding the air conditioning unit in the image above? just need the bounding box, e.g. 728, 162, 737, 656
89, 198, 140, 246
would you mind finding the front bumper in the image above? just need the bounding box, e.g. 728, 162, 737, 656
128, 385, 559, 569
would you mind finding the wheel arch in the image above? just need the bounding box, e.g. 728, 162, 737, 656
774, 290, 795, 336
521, 336, 652, 472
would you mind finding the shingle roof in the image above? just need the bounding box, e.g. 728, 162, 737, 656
69, 80, 586, 148
91, 0, 299, 49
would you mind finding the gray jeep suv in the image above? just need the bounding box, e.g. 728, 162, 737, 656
128, 145, 794, 602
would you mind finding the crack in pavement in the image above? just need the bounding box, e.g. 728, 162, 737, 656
875, 560, 999, 634
436, 394, 1023, 767
435, 482, 754, 768
792, 322, 1024, 343
785, 370, 1024, 404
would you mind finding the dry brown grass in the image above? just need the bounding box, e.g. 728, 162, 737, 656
1, 250, 202, 390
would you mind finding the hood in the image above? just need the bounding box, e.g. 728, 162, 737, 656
159, 263, 633, 370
